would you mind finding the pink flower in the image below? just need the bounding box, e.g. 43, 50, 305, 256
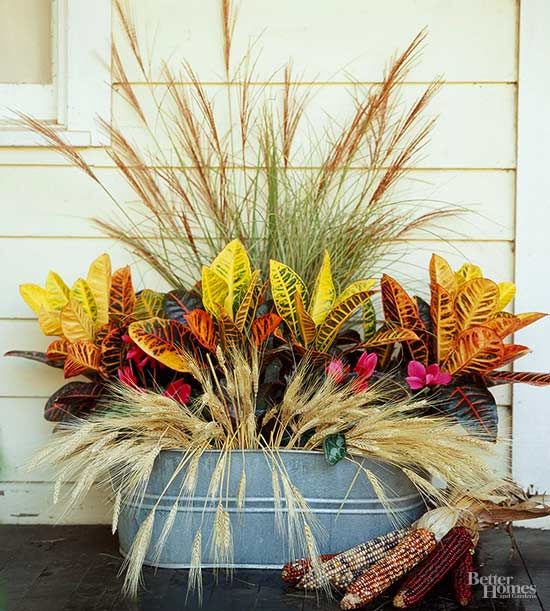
405, 361, 452, 390
122, 333, 162, 371
351, 352, 378, 393
163, 379, 192, 405
354, 352, 378, 378
325, 358, 349, 383
117, 365, 139, 388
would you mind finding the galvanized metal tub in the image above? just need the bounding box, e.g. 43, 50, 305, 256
118, 449, 425, 568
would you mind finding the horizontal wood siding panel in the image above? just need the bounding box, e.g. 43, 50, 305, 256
116, 0, 517, 82
0, 481, 111, 524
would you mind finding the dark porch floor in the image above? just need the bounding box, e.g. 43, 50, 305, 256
0, 526, 548, 611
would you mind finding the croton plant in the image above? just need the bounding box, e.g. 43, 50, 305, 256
8, 242, 550, 441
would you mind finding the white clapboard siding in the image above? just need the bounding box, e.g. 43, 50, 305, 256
0, 0, 518, 523
0, 482, 111, 524
116, 0, 517, 83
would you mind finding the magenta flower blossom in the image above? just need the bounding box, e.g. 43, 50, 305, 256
325, 358, 349, 383
352, 352, 378, 392
164, 379, 192, 405
405, 361, 452, 390
117, 365, 139, 388
355, 352, 378, 378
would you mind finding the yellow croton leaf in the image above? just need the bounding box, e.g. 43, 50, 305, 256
316, 283, 374, 352
210, 239, 252, 317
70, 278, 98, 324
234, 269, 261, 332
454, 262, 483, 288
129, 318, 191, 373
335, 279, 376, 305
497, 281, 516, 311
429, 254, 458, 296
133, 289, 164, 320
202, 266, 228, 319
45, 271, 70, 311
86, 253, 112, 328
430, 282, 456, 363
269, 259, 309, 338
37, 308, 63, 336
60, 298, 95, 342
19, 284, 48, 316
309, 250, 336, 327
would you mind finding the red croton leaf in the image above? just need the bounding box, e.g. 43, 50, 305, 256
485, 371, 550, 387
44, 381, 104, 422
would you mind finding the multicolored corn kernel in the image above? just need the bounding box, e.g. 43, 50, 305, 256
281, 553, 336, 585
340, 528, 437, 610
298, 528, 406, 590
392, 526, 474, 608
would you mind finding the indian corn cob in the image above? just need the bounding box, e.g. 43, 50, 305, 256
340, 507, 461, 609
392, 526, 475, 608
340, 528, 436, 609
281, 554, 336, 586
452, 548, 475, 606
298, 529, 406, 590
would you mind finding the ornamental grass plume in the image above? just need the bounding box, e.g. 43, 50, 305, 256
29, 348, 500, 596
18, 0, 452, 290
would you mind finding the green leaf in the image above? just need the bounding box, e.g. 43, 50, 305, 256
323, 433, 347, 465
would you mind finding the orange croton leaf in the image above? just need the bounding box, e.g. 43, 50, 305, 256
185, 309, 217, 352
484, 312, 517, 337
496, 344, 531, 368
485, 311, 546, 339
46, 338, 71, 362
454, 278, 499, 331
250, 313, 282, 347
64, 341, 102, 379
217, 307, 242, 350
109, 266, 136, 323
381, 274, 428, 363
430, 282, 457, 363
443, 327, 504, 375
294, 290, 316, 347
